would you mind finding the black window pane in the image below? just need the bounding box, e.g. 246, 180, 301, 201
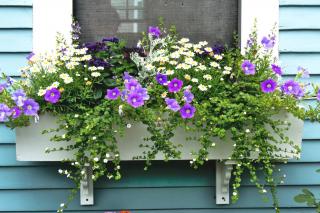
74, 0, 238, 46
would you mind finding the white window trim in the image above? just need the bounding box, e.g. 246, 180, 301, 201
33, 0, 279, 55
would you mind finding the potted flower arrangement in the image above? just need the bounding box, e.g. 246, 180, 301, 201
0, 21, 319, 212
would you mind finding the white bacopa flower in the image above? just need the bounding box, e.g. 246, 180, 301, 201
74, 114, 79, 118
184, 43, 193, 49
203, 74, 212, 80
166, 70, 174, 75
199, 41, 208, 46
179, 38, 190, 43
161, 92, 167, 98
214, 54, 223, 60
170, 51, 180, 59
197, 64, 206, 71
198, 84, 208, 91
210, 61, 220, 68
117, 165, 121, 170
88, 66, 97, 71
81, 170, 85, 175
204, 47, 213, 52
103, 159, 108, 163
93, 157, 99, 162
59, 73, 73, 84
60, 203, 65, 208
233, 192, 237, 196
91, 72, 101, 77
62, 134, 66, 139
191, 78, 199, 83
169, 60, 178, 65
58, 169, 63, 174
118, 105, 123, 115
211, 143, 216, 147
37, 89, 46, 96
245, 129, 250, 133
145, 64, 155, 71
92, 136, 97, 140
126, 123, 132, 128
262, 189, 267, 193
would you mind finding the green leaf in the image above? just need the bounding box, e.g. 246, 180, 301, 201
94, 90, 103, 99
294, 194, 307, 203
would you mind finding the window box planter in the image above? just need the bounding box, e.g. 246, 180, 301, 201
15, 112, 304, 205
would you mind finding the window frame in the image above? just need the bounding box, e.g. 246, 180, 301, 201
33, 0, 279, 55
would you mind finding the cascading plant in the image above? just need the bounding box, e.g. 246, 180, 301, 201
1, 20, 320, 212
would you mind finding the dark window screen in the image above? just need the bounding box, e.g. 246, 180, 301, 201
74, 0, 238, 46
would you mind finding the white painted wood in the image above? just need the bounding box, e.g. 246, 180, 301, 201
240, 0, 279, 56
16, 113, 303, 161
32, 0, 73, 54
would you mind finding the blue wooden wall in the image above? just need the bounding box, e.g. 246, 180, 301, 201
0, 0, 320, 212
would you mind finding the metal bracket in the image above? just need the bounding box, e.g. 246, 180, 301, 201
216, 160, 236, 204
80, 165, 94, 205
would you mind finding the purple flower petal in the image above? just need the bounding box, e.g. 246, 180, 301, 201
127, 92, 144, 108
167, 78, 183, 93
11, 89, 27, 107
165, 98, 181, 112
261, 36, 275, 49
44, 88, 61, 104
105, 88, 121, 100
11, 106, 21, 119
22, 99, 40, 116
156, 73, 168, 85
241, 60, 256, 75
183, 90, 194, 103
180, 103, 196, 119
0, 103, 12, 122
281, 79, 304, 99
148, 26, 161, 38
271, 64, 282, 75
261, 79, 277, 93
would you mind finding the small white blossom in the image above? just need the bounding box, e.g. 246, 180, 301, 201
198, 84, 208, 91
94, 157, 99, 162
103, 159, 108, 163
74, 114, 79, 118
191, 78, 199, 83
245, 129, 250, 133
92, 136, 97, 140
203, 74, 212, 80
91, 72, 101, 77
127, 123, 132, 128
58, 169, 63, 174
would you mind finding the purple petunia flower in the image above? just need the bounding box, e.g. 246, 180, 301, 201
317, 89, 320, 101
165, 98, 181, 112
106, 88, 121, 100
180, 103, 196, 119
261, 36, 275, 49
0, 83, 7, 93
0, 103, 12, 122
241, 60, 256, 75
281, 79, 304, 98
261, 79, 277, 93
183, 90, 194, 103
26, 52, 35, 61
135, 87, 149, 100
298, 66, 310, 78
127, 92, 144, 108
121, 90, 128, 101
125, 79, 141, 91
167, 78, 183, 93
7, 77, 15, 85
123, 72, 134, 82
11, 106, 21, 119
156, 73, 168, 85
11, 89, 27, 107
44, 87, 61, 104
271, 64, 282, 75
148, 26, 161, 38
22, 99, 40, 116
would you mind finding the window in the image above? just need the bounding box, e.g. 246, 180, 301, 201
74, 0, 239, 46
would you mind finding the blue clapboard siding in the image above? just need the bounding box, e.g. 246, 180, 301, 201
0, 1, 320, 213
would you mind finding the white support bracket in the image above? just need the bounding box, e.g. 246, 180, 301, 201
216, 160, 236, 204
80, 165, 94, 205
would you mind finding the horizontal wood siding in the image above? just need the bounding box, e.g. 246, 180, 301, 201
0, 0, 319, 212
